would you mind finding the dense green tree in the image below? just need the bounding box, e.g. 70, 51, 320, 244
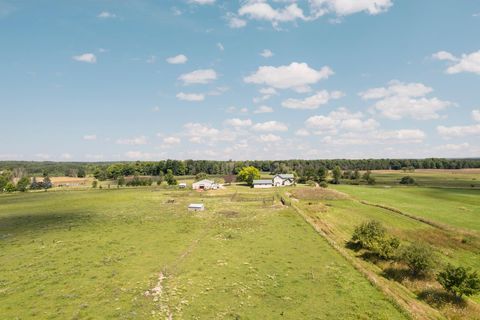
317, 166, 328, 182
437, 265, 480, 299
237, 166, 261, 186
77, 167, 86, 178
4, 182, 16, 192
0, 175, 8, 191
165, 169, 177, 185
16, 177, 30, 192
331, 166, 342, 184
195, 172, 207, 181
399, 243, 435, 276
42, 176, 52, 189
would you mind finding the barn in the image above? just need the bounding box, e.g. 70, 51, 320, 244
192, 179, 217, 190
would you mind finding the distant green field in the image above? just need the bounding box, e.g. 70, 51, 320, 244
369, 170, 480, 189
0, 188, 405, 319
333, 185, 480, 233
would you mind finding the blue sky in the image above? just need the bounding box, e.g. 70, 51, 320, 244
0, 0, 479, 161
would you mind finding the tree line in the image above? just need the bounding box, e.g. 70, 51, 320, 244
0, 158, 479, 179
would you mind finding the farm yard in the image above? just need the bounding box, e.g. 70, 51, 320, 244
1, 169, 480, 319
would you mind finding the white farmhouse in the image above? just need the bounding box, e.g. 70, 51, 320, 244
192, 179, 217, 190
273, 174, 295, 187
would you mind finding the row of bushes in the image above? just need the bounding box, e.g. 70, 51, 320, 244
350, 220, 480, 299
0, 176, 52, 193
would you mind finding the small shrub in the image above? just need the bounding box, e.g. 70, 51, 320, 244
437, 264, 480, 299
399, 243, 435, 277
4, 182, 16, 192
351, 220, 386, 250
16, 177, 30, 192
92, 181, 98, 188
377, 237, 401, 260
400, 176, 416, 185
350, 220, 400, 259
305, 180, 316, 187
319, 181, 328, 188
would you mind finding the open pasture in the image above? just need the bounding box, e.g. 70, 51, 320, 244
0, 188, 405, 319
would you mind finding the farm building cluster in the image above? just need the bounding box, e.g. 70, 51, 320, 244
191, 179, 220, 190
253, 174, 295, 188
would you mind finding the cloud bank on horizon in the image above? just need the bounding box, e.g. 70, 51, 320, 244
0, 0, 479, 161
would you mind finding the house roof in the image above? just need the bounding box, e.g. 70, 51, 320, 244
253, 180, 273, 184
193, 179, 214, 184
275, 174, 294, 179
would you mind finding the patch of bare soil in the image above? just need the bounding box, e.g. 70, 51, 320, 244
218, 210, 239, 218
290, 188, 349, 200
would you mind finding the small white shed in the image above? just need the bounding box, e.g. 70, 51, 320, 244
179, 183, 187, 188
188, 203, 205, 211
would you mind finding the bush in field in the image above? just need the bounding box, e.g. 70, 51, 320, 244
351, 220, 386, 250
331, 166, 342, 184
399, 243, 435, 276
117, 176, 125, 186
223, 174, 236, 185
165, 169, 177, 185
42, 176, 53, 189
350, 220, 399, 259
92, 180, 98, 188
400, 176, 416, 185
376, 237, 400, 260
437, 265, 480, 299
306, 180, 316, 187
127, 176, 153, 186
16, 177, 30, 192
195, 172, 207, 181
0, 175, 9, 191
319, 181, 328, 188
4, 182, 16, 192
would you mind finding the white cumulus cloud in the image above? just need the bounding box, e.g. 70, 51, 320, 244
360, 80, 452, 120
252, 121, 288, 132
437, 124, 480, 138
176, 92, 205, 101
224, 118, 253, 127
73, 53, 97, 63
253, 105, 274, 114
282, 90, 344, 110
166, 54, 188, 64
116, 136, 148, 145
244, 62, 333, 92
83, 134, 97, 141
97, 11, 116, 19
433, 50, 480, 75
260, 49, 274, 58
179, 69, 217, 85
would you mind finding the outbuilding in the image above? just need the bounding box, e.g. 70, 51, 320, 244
253, 180, 273, 188
192, 179, 217, 190
178, 183, 187, 188
188, 203, 205, 211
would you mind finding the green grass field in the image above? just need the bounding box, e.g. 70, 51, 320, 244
291, 184, 480, 319
0, 188, 406, 319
